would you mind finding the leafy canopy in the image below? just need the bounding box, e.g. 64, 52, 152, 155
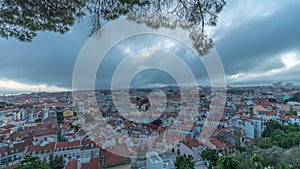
15, 155, 50, 169
1, 0, 226, 55
174, 155, 194, 169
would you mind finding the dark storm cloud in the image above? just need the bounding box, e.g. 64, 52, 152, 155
1, 0, 300, 91
215, 0, 300, 77
0, 19, 89, 88
95, 34, 208, 89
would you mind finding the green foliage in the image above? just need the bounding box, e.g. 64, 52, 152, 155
262, 120, 282, 137
49, 155, 64, 169
0, 102, 5, 108
256, 137, 277, 149
1, 0, 226, 54
236, 145, 300, 169
268, 98, 277, 103
279, 146, 300, 168
258, 121, 300, 149
174, 155, 194, 169
0, 102, 13, 108
15, 155, 50, 169
217, 155, 242, 169
285, 111, 297, 116
201, 149, 217, 160
251, 153, 263, 169
258, 146, 284, 167
151, 119, 163, 126
287, 92, 300, 102
70, 122, 80, 132
0, 0, 86, 42
201, 149, 218, 164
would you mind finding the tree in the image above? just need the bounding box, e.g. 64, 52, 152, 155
217, 155, 242, 169
151, 119, 163, 126
287, 92, 300, 102
262, 120, 282, 137
0, 0, 86, 42
256, 137, 276, 149
258, 146, 284, 167
279, 147, 300, 169
174, 155, 194, 169
201, 149, 218, 168
258, 121, 300, 149
1, 0, 226, 55
251, 153, 263, 169
15, 155, 50, 169
49, 155, 64, 169
0, 102, 5, 108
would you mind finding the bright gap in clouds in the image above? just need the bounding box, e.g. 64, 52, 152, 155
228, 51, 300, 82
281, 51, 300, 68
0, 79, 69, 93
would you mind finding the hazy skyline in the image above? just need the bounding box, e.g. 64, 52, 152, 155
1, 0, 300, 94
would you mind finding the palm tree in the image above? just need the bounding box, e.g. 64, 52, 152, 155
217, 155, 242, 169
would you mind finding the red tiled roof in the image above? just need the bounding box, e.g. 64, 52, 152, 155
78, 129, 86, 136
0, 124, 16, 129
56, 139, 97, 149
64, 133, 75, 137
291, 116, 300, 119
27, 124, 55, 132
81, 158, 99, 169
66, 160, 77, 169
102, 145, 130, 167
42, 117, 57, 122
27, 142, 55, 154
0, 140, 32, 157
31, 128, 56, 137
209, 138, 226, 149
182, 137, 202, 149
9, 130, 30, 140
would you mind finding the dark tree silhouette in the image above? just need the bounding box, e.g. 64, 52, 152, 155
88, 0, 226, 55
49, 155, 65, 169
174, 155, 194, 169
0, 0, 86, 42
15, 156, 50, 169
1, 0, 226, 55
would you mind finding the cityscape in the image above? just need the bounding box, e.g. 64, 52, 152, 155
1, 82, 300, 168
1, 0, 300, 169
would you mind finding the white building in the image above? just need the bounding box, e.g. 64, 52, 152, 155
229, 116, 262, 139
290, 116, 300, 125
146, 151, 163, 169
180, 137, 206, 161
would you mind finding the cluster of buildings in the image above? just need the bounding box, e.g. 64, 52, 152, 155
0, 82, 300, 169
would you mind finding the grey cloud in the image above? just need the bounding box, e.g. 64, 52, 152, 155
215, 0, 300, 77
0, 19, 90, 88
1, 1, 300, 91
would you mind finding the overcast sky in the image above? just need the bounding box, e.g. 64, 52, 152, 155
1, 0, 300, 94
